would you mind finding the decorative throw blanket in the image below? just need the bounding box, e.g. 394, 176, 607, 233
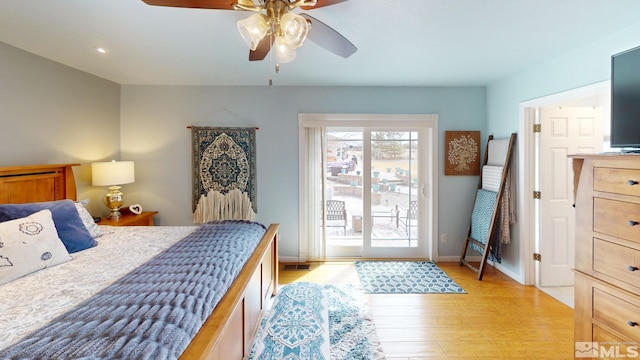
0, 220, 266, 360
470, 189, 502, 262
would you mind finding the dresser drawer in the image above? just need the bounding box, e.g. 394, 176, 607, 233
593, 287, 640, 342
593, 238, 640, 289
593, 324, 637, 357
594, 167, 640, 197
593, 323, 626, 343
594, 198, 640, 244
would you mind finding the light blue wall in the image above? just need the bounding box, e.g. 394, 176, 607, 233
120, 86, 486, 259
486, 21, 640, 275
0, 42, 121, 216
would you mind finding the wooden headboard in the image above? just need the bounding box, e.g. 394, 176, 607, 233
0, 164, 79, 204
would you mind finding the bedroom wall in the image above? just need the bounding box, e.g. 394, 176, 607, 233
119, 86, 486, 260
0, 42, 121, 216
486, 20, 640, 280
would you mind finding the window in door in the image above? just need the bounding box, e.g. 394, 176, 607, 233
298, 114, 438, 260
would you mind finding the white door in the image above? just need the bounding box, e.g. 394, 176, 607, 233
538, 106, 603, 286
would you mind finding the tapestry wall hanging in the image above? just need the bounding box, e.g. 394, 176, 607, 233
444, 130, 481, 176
191, 127, 257, 221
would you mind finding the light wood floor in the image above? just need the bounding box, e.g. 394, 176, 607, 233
279, 261, 574, 359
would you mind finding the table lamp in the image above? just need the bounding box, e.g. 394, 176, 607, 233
91, 160, 135, 219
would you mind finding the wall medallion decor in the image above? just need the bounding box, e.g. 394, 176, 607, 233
444, 131, 480, 176
191, 126, 257, 214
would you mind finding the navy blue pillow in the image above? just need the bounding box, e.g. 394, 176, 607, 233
0, 199, 97, 253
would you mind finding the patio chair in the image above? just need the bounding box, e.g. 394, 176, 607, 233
397, 200, 418, 235
326, 200, 347, 235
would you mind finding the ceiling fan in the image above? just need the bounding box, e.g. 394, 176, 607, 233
141, 0, 357, 65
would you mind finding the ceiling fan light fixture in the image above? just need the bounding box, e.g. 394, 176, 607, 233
280, 12, 309, 49
275, 36, 296, 64
237, 13, 269, 51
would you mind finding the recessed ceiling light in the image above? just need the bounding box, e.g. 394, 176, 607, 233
95, 47, 108, 54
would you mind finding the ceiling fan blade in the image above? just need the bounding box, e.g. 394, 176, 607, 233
300, 13, 356, 58
249, 35, 274, 61
299, 0, 348, 10
141, 0, 238, 10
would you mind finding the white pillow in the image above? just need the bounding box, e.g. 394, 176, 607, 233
0, 209, 72, 286
74, 201, 103, 239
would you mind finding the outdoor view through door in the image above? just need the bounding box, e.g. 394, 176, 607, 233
326, 130, 419, 250
299, 114, 438, 260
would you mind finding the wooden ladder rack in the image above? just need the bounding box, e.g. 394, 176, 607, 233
460, 133, 517, 280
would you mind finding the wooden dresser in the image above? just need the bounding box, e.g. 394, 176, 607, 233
571, 154, 640, 354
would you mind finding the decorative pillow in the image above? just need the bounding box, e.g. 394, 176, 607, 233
74, 201, 103, 239
0, 209, 72, 286
0, 200, 97, 253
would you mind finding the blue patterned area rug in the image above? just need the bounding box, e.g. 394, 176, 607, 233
249, 282, 386, 360
355, 261, 466, 294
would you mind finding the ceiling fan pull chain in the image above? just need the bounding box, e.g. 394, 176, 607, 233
269, 30, 275, 86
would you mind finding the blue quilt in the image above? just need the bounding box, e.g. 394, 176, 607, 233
0, 220, 266, 360
469, 189, 502, 262
470, 189, 497, 244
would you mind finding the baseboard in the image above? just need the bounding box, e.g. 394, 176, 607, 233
442, 256, 524, 284
493, 261, 525, 284
283, 254, 527, 284
331, 255, 486, 263
438, 255, 482, 263
279, 256, 303, 263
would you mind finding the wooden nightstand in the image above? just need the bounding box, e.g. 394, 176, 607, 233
98, 208, 158, 226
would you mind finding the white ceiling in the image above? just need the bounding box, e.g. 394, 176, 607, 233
1, 0, 639, 87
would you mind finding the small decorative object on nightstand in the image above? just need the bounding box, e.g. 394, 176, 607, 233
99, 207, 157, 226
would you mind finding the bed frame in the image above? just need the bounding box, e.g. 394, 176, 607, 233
0, 163, 279, 360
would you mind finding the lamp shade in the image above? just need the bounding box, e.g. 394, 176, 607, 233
281, 12, 309, 49
275, 36, 296, 64
92, 161, 135, 186
237, 13, 269, 51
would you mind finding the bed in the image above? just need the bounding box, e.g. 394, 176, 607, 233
0, 163, 279, 360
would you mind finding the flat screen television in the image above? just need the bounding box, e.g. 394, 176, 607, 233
611, 45, 640, 149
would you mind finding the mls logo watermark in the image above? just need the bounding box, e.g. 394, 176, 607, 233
576, 342, 639, 358
575, 342, 598, 358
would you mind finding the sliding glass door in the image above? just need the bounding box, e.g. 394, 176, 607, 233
299, 114, 438, 260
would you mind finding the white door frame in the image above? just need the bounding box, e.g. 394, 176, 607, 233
298, 113, 439, 261
518, 81, 610, 285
